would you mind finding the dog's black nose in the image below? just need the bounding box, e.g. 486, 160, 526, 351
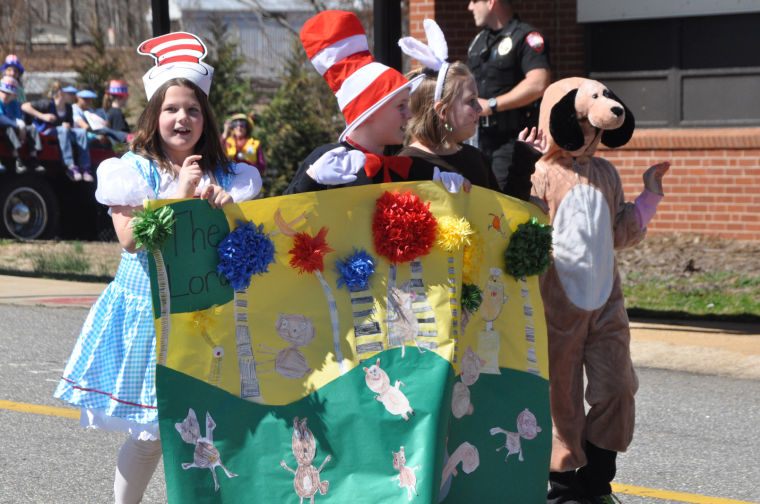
611, 106, 624, 117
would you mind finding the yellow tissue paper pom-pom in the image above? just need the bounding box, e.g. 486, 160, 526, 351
462, 228, 484, 284
435, 216, 474, 253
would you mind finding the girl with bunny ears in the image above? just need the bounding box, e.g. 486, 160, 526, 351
54, 32, 262, 503
398, 19, 543, 200
397, 19, 499, 192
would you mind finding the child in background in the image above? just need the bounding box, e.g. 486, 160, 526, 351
73, 89, 129, 144
221, 112, 266, 175
102, 80, 132, 136
397, 19, 499, 191
54, 32, 262, 504
0, 76, 43, 174
285, 10, 467, 195
22, 80, 93, 182
2, 54, 26, 104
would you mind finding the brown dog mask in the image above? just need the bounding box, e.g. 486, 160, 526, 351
540, 78, 635, 159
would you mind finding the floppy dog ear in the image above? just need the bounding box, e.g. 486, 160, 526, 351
601, 88, 635, 148
549, 89, 585, 151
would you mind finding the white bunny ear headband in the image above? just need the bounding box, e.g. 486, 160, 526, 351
398, 18, 449, 102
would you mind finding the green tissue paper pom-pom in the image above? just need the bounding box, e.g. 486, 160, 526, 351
504, 216, 553, 279
132, 205, 176, 252
461, 283, 483, 313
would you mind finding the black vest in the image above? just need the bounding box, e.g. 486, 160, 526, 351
467, 16, 540, 135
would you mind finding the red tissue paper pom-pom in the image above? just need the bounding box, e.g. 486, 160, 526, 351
289, 227, 334, 274
372, 190, 437, 264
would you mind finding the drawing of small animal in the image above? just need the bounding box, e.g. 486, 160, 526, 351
258, 313, 315, 379
391, 446, 421, 501
440, 442, 480, 491
451, 347, 485, 418
490, 408, 543, 462
175, 408, 237, 491
363, 358, 414, 421
388, 280, 424, 358
281, 417, 331, 503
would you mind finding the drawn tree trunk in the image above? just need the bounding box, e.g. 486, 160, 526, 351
289, 227, 346, 374
373, 191, 437, 355
152, 249, 172, 366
335, 249, 381, 361
315, 269, 346, 374
234, 289, 263, 400
217, 220, 275, 401
520, 277, 540, 376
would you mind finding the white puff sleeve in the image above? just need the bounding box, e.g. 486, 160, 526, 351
227, 162, 263, 203
94, 157, 156, 207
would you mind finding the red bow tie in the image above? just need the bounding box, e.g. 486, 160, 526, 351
363, 153, 412, 183
345, 138, 412, 183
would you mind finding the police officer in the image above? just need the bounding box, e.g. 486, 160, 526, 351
467, 0, 550, 198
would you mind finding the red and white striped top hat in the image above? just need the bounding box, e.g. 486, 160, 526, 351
137, 32, 213, 100
301, 10, 423, 142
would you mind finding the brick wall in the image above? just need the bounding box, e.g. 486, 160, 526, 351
601, 129, 760, 242
408, 0, 584, 79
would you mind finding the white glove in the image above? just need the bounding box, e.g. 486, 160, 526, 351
433, 166, 465, 194
15, 118, 25, 129
307, 146, 366, 185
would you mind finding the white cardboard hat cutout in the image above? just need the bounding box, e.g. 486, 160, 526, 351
137, 32, 214, 100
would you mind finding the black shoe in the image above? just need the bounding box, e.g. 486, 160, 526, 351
548, 471, 591, 504
33, 160, 45, 173
15, 159, 27, 174
0, 161, 6, 173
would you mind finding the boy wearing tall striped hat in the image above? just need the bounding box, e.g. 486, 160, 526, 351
285, 10, 467, 195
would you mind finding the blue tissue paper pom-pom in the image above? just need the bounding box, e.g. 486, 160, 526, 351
335, 248, 376, 292
217, 220, 276, 290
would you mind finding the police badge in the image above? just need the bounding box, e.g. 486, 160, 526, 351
497, 36, 513, 56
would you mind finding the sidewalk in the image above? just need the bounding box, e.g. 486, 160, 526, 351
2, 274, 759, 380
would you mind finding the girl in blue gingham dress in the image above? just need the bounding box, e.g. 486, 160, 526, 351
54, 68, 262, 501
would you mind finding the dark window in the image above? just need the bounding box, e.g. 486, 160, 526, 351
586, 14, 760, 127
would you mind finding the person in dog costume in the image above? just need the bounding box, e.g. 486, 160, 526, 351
530, 77, 669, 504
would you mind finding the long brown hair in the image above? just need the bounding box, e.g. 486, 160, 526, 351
405, 62, 473, 148
130, 78, 232, 176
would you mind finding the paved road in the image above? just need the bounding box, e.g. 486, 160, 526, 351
1, 304, 758, 504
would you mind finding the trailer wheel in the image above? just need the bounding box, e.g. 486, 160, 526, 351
0, 175, 60, 240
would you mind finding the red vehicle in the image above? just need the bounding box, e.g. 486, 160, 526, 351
0, 132, 116, 240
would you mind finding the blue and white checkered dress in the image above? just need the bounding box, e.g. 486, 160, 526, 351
54, 152, 260, 436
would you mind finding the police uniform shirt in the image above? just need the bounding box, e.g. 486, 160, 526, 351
467, 14, 550, 132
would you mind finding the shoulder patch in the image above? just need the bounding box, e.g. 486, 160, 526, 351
525, 31, 544, 52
